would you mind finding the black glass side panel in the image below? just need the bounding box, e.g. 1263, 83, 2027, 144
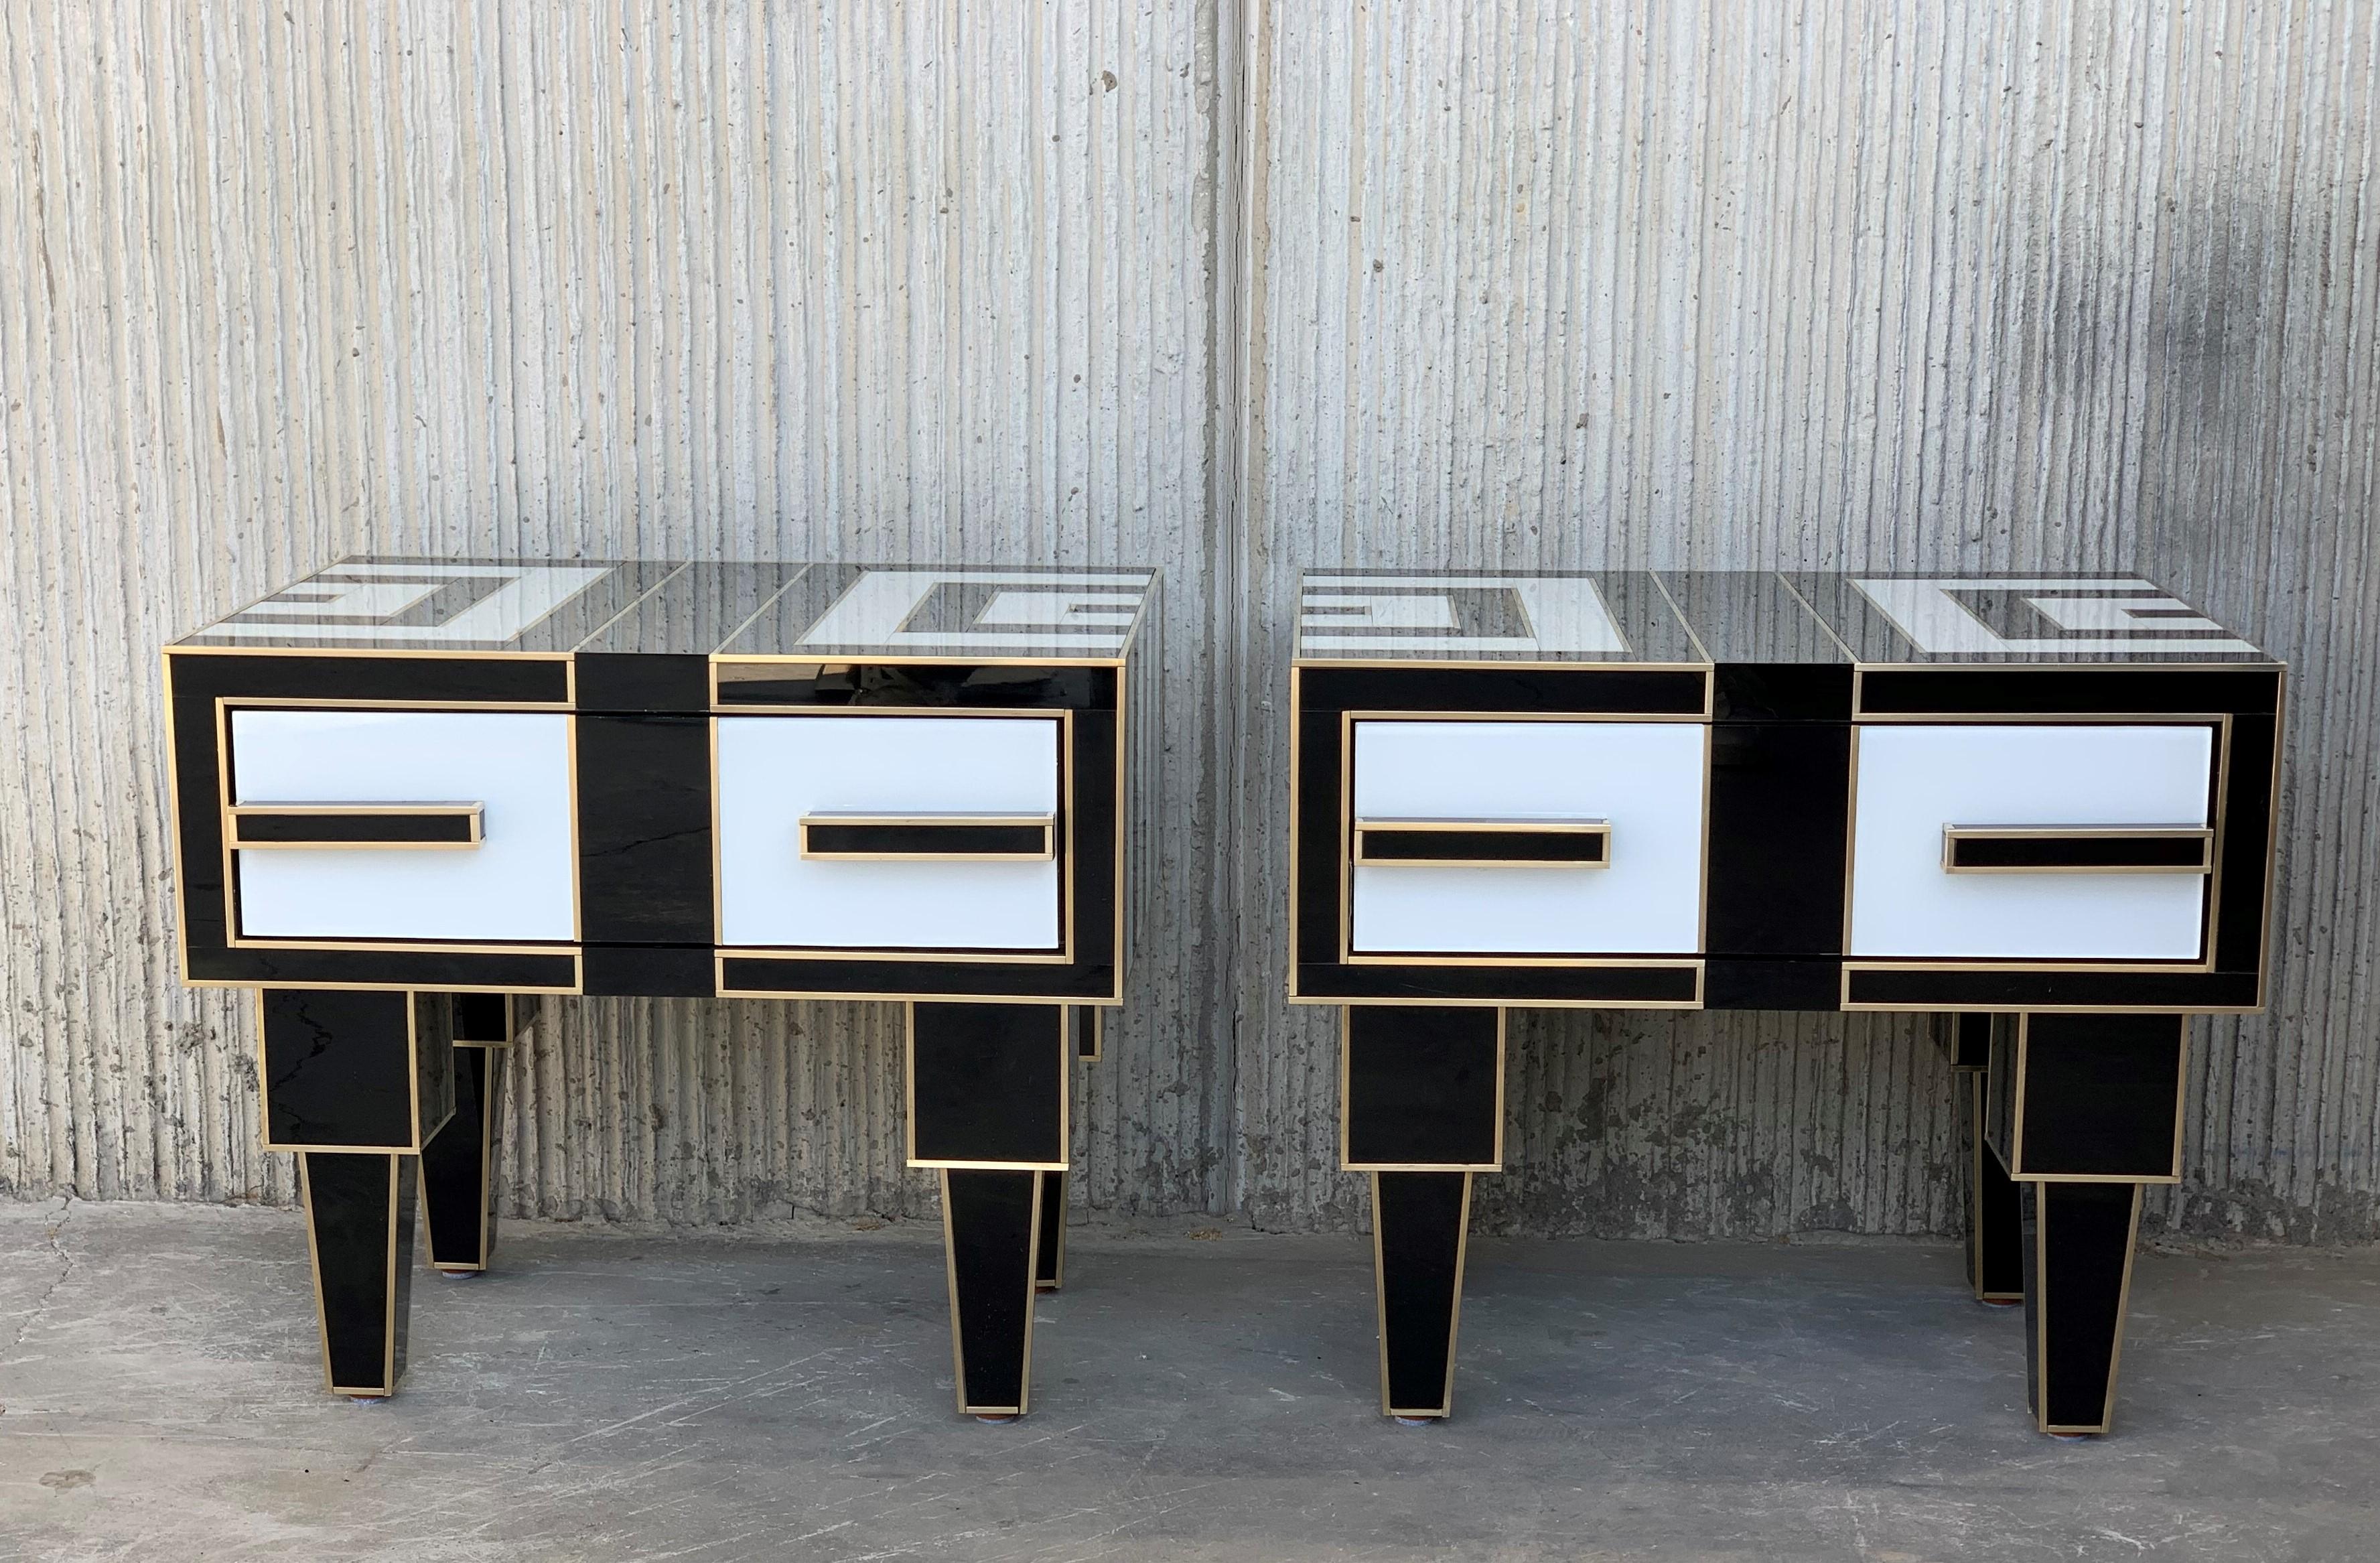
2212, 711, 2279, 973
165, 653, 569, 705
583, 945, 715, 998
191, 946, 578, 992
1298, 963, 1700, 1006
1344, 1007, 1500, 1167
575, 714, 713, 946
1845, 967, 2259, 1010
1711, 663, 1855, 722
1858, 666, 2282, 717
575, 651, 711, 713
715, 663, 1116, 711
1298, 666, 1708, 718
1704, 720, 1850, 958
721, 956, 1117, 1001
1374, 1172, 1470, 1416
910, 1003, 1066, 1165
1703, 958, 1841, 1011
2016, 1013, 2185, 1178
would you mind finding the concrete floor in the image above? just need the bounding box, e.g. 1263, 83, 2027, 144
3, 1203, 2378, 1561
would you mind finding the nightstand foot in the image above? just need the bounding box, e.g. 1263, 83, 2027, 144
1966, 1071, 2025, 1303
422, 1039, 509, 1274
2022, 1180, 2144, 1436
940, 1168, 1042, 1418
1034, 1168, 1067, 1292
1372, 1171, 1472, 1421
300, 1151, 420, 1399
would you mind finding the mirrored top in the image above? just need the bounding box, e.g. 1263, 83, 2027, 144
1295, 569, 2273, 665
173, 559, 1160, 661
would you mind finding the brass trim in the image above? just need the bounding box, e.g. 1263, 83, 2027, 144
228, 802, 485, 851
1350, 817, 1610, 871
1338, 1006, 1507, 1172
1371, 1170, 1473, 1420
902, 1004, 1072, 1172
1036, 1169, 1067, 1292
797, 812, 1056, 863
1941, 825, 2213, 876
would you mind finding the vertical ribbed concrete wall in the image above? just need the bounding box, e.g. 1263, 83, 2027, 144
3, 2, 2373, 1239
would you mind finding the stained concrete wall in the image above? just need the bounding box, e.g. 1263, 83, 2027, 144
2, 1, 2374, 1240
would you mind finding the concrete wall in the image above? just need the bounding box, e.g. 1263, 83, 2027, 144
3, 1, 2373, 1240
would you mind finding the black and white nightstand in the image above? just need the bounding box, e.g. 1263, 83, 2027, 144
1289, 570, 2280, 1433
166, 559, 1156, 1416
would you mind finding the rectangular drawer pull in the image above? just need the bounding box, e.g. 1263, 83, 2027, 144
230, 803, 484, 850
1352, 818, 1611, 869
1941, 825, 2213, 874
798, 813, 1056, 862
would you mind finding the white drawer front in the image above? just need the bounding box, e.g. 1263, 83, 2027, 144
1348, 720, 1706, 955
230, 710, 577, 942
716, 716, 1061, 950
1849, 724, 2214, 959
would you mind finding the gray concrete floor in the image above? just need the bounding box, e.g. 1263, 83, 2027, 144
3, 1202, 2377, 1562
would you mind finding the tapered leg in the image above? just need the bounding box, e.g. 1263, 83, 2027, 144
2022, 1180, 2144, 1434
1373, 1172, 1472, 1419
301, 1152, 419, 1397
941, 1169, 1042, 1417
1341, 1004, 1502, 1418
421, 1042, 508, 1272
1967, 1072, 2024, 1303
1034, 1170, 1067, 1291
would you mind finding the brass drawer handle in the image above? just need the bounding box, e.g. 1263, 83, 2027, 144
1352, 818, 1610, 869
798, 813, 1056, 862
230, 803, 484, 850
1940, 825, 2213, 874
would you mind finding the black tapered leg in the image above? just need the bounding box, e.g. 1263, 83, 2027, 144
1342, 1005, 1501, 1418
2022, 1180, 2144, 1434
1967, 1072, 2025, 1303
421, 1042, 508, 1272
1373, 1172, 1472, 1419
942, 1169, 1042, 1416
301, 1152, 419, 1397
1034, 1170, 1066, 1291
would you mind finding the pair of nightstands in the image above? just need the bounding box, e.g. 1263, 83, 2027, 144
165, 561, 2279, 1434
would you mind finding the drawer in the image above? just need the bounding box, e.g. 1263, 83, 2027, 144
715, 715, 1062, 951
229, 710, 577, 943
1848, 724, 2215, 960
1347, 720, 1706, 956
